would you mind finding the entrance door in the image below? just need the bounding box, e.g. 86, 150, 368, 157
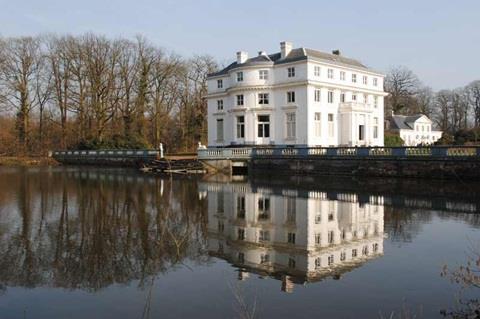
257, 115, 271, 145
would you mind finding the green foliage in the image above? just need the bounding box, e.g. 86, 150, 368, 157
454, 128, 480, 145
384, 133, 404, 147
434, 133, 454, 145
73, 134, 151, 150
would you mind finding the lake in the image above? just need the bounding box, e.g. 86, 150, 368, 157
0, 166, 479, 319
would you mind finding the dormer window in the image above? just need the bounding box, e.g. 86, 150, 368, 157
287, 67, 295, 77
217, 79, 223, 89
237, 72, 243, 82
259, 70, 269, 80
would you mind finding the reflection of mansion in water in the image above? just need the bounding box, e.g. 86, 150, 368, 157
201, 182, 385, 292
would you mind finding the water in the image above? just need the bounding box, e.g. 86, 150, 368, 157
0, 166, 479, 319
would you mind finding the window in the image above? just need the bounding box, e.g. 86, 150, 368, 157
315, 233, 321, 245
217, 192, 224, 213
259, 70, 268, 80
373, 78, 378, 86
287, 232, 296, 244
314, 66, 321, 76
373, 243, 379, 252
363, 75, 368, 85
328, 68, 334, 79
374, 96, 378, 108
328, 91, 334, 103
238, 228, 245, 240
218, 221, 224, 233
216, 119, 224, 141
236, 94, 244, 106
340, 251, 346, 261
287, 91, 295, 103
315, 213, 322, 224
314, 89, 321, 102
286, 197, 296, 223
315, 257, 321, 269
217, 100, 224, 111
314, 112, 321, 137
261, 253, 270, 264
328, 231, 334, 244
328, 255, 334, 266
237, 195, 246, 219
287, 67, 295, 77
258, 197, 270, 220
236, 116, 245, 139
363, 245, 369, 256
238, 252, 245, 263
258, 93, 269, 105
358, 125, 365, 141
373, 117, 379, 139
257, 115, 270, 138
352, 249, 357, 257
352, 73, 357, 83
286, 113, 296, 139
217, 79, 223, 89
328, 114, 334, 138
352, 94, 357, 101
340, 71, 346, 81
340, 92, 345, 103
288, 258, 296, 269
259, 230, 270, 242
237, 72, 243, 82
363, 94, 368, 104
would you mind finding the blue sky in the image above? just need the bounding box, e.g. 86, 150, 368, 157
1, 0, 478, 90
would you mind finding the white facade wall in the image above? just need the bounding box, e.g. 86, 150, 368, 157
207, 45, 387, 147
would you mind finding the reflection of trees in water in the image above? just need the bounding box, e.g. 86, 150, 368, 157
384, 206, 433, 243
0, 168, 208, 292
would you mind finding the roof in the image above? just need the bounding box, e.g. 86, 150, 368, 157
208, 47, 372, 77
387, 114, 429, 130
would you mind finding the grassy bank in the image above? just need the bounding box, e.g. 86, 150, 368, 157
0, 157, 58, 166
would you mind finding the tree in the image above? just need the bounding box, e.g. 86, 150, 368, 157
465, 80, 480, 127
384, 66, 420, 115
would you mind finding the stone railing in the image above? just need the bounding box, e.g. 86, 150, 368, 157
198, 146, 480, 160
52, 149, 160, 164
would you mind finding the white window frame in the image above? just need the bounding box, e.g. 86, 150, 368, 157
258, 93, 269, 105
286, 113, 296, 139
259, 70, 269, 80
362, 75, 368, 85
287, 67, 295, 77
328, 113, 334, 138
217, 79, 223, 89
287, 91, 295, 103
237, 72, 243, 82
328, 68, 334, 79
236, 116, 245, 139
328, 91, 334, 103
314, 112, 321, 137
236, 94, 244, 106
216, 119, 224, 141
373, 78, 378, 86
217, 100, 224, 111
314, 66, 321, 77
352, 73, 357, 83
340, 71, 346, 81
314, 89, 321, 102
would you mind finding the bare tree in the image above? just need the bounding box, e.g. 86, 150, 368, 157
384, 66, 421, 115
465, 80, 480, 127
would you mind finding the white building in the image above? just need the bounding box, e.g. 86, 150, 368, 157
201, 182, 384, 292
206, 41, 387, 147
386, 113, 443, 146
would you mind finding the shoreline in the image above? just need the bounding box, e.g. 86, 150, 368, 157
0, 156, 58, 166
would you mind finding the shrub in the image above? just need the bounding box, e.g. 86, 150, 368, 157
384, 133, 404, 147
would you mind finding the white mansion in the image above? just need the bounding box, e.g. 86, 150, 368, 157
206, 41, 387, 147
386, 113, 443, 146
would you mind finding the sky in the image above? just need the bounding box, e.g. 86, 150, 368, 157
1, 0, 478, 90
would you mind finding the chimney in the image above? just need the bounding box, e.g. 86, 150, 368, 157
280, 41, 293, 59
258, 50, 267, 56
236, 51, 248, 64
332, 50, 341, 56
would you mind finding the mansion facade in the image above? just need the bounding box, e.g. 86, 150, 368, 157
386, 113, 443, 146
206, 41, 387, 147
